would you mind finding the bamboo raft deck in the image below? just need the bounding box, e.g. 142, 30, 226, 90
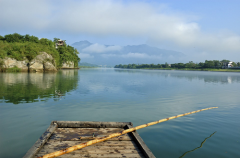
24, 121, 155, 158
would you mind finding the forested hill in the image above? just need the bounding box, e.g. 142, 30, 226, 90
0, 33, 80, 68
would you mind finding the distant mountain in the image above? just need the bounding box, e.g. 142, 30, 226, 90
122, 44, 182, 57
72, 40, 92, 50
78, 62, 99, 67
72, 41, 185, 66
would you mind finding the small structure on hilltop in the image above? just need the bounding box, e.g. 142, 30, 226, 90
55, 39, 65, 48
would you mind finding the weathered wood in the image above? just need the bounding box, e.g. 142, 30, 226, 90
35, 151, 144, 158
126, 125, 156, 158
36, 153, 144, 158
47, 140, 138, 146
49, 128, 132, 141
37, 148, 141, 154
39, 140, 140, 150
26, 121, 154, 158
55, 128, 125, 135
40, 145, 139, 151
51, 128, 131, 141
23, 123, 58, 158
52, 121, 133, 128
49, 135, 132, 141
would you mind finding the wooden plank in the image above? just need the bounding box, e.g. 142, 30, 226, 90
53, 121, 133, 128
40, 145, 139, 151
47, 140, 138, 146
49, 129, 132, 141
49, 128, 132, 141
35, 153, 144, 158
39, 140, 140, 150
126, 125, 155, 158
25, 121, 155, 158
37, 148, 140, 154
36, 139, 143, 157
23, 123, 58, 158
55, 128, 124, 135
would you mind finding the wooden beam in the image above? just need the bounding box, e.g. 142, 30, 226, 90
23, 123, 58, 158
126, 125, 156, 158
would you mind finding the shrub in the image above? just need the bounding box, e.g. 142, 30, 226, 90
6, 66, 21, 72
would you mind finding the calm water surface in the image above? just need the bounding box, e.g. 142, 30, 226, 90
0, 68, 240, 158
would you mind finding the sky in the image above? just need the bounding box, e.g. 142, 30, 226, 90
0, 0, 240, 62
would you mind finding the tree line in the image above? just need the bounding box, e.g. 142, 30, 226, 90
0, 33, 80, 68
115, 60, 240, 69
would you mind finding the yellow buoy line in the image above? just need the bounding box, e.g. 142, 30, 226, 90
38, 107, 218, 158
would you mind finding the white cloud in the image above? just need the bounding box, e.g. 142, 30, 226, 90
100, 52, 163, 60
120, 53, 163, 59
1, 0, 240, 56
101, 54, 117, 58
82, 43, 122, 53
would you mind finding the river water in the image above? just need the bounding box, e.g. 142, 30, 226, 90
0, 68, 240, 158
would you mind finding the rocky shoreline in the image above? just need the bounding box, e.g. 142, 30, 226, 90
0, 52, 75, 72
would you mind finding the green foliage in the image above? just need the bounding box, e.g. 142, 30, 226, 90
3, 33, 39, 43
54, 38, 60, 43
57, 45, 80, 67
221, 59, 230, 63
204, 60, 215, 68
0, 35, 4, 40
232, 62, 237, 67
115, 59, 239, 70
6, 66, 21, 72
0, 59, 4, 68
0, 33, 81, 68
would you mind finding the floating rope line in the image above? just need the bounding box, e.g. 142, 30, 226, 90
38, 107, 218, 158
179, 131, 217, 158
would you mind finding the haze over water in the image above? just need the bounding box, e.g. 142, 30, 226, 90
0, 69, 240, 158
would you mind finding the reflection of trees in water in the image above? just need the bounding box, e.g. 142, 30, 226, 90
0, 70, 79, 104
179, 131, 216, 158
114, 69, 240, 84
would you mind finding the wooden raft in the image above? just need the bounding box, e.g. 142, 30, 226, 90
24, 121, 155, 158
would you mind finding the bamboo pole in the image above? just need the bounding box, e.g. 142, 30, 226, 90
38, 107, 218, 158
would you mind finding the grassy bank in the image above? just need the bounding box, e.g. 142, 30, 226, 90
0, 66, 22, 72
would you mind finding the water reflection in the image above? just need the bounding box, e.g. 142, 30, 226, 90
114, 69, 240, 84
0, 70, 79, 104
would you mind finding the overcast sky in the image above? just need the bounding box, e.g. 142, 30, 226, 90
1, 0, 240, 62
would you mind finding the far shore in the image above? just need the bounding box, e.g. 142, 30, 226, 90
117, 68, 240, 72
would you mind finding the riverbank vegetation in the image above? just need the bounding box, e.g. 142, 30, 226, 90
5, 66, 21, 72
0, 33, 80, 68
115, 60, 240, 72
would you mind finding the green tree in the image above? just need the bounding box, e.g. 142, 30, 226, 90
213, 60, 220, 67
232, 62, 237, 67
186, 61, 195, 68
204, 60, 214, 68
165, 62, 169, 68
0, 35, 4, 40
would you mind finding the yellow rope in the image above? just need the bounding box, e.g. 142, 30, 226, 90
38, 107, 218, 158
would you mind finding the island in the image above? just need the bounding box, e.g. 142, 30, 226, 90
0, 33, 80, 72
